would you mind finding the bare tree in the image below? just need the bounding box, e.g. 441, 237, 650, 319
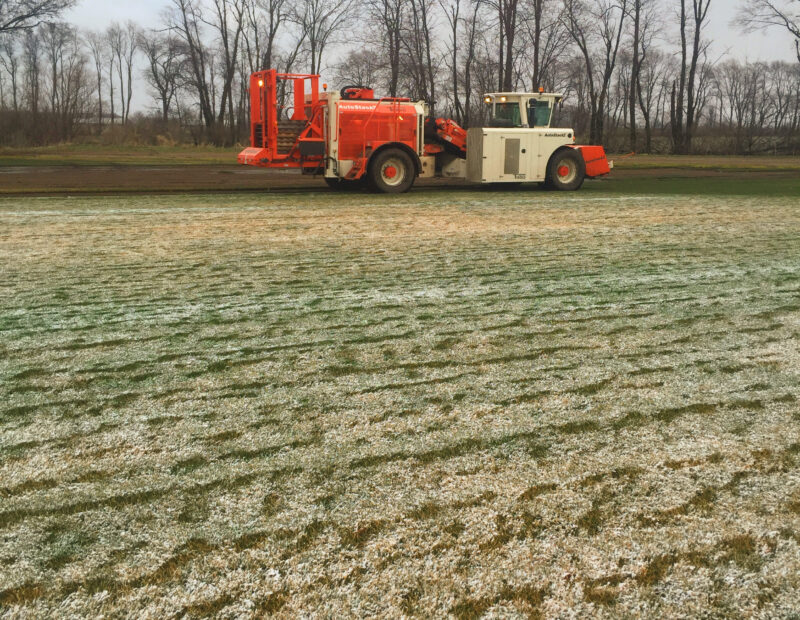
368, 0, 404, 96
106, 22, 139, 125
41, 22, 91, 140
0, 35, 20, 111
291, 0, 351, 74
496, 0, 520, 90
122, 22, 138, 124
481, 0, 521, 91
635, 47, 666, 151
769, 60, 798, 133
22, 28, 40, 116
440, 0, 463, 119
716, 59, 748, 150
563, 0, 628, 144
242, 0, 287, 73
738, 0, 800, 64
524, 0, 545, 88
42, 22, 66, 117
106, 24, 124, 121
106, 35, 115, 124
0, 51, 6, 109
0, 0, 75, 34
167, 0, 248, 142
670, 0, 711, 154
629, 0, 643, 149
332, 48, 385, 86
461, 0, 484, 125
85, 31, 106, 128
140, 31, 184, 121
628, 0, 657, 151
207, 0, 245, 139
715, 59, 776, 153
402, 0, 438, 109
520, 0, 569, 91
168, 0, 216, 129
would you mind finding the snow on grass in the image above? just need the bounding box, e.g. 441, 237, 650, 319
1, 191, 799, 616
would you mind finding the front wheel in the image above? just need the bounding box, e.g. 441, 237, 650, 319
545, 149, 586, 191
367, 148, 416, 194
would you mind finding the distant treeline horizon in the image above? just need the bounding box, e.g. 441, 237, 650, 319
1, 0, 799, 155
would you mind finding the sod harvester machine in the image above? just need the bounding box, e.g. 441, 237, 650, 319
239, 70, 612, 193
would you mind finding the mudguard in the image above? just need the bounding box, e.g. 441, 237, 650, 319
571, 145, 611, 178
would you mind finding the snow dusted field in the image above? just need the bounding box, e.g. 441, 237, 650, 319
1, 191, 799, 617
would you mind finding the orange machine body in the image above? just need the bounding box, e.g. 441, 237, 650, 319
238, 69, 612, 191
238, 70, 424, 180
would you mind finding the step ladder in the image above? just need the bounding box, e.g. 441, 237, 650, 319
344, 157, 368, 180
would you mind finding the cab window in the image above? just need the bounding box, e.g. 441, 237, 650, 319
528, 100, 552, 127
492, 102, 521, 127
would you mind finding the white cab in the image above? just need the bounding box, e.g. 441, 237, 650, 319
467, 128, 575, 184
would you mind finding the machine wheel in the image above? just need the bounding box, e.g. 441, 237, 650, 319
545, 149, 586, 191
367, 148, 416, 194
324, 177, 363, 191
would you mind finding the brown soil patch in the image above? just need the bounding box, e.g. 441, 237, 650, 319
0, 165, 468, 195
1, 161, 794, 196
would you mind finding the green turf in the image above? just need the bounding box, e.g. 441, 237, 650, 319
587, 175, 800, 197
1, 192, 799, 616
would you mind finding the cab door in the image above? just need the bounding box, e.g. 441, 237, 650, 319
500, 131, 536, 182
520, 132, 545, 182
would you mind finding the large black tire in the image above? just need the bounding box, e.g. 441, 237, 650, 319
366, 148, 416, 194
324, 177, 364, 191
545, 148, 586, 191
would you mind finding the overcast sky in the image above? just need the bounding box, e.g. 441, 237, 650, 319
65, 0, 798, 112
67, 0, 799, 62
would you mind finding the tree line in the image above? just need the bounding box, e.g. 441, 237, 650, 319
0, 0, 799, 154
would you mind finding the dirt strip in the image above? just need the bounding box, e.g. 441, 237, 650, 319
0, 163, 795, 196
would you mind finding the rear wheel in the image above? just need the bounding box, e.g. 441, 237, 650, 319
324, 177, 364, 191
367, 148, 415, 194
545, 149, 586, 191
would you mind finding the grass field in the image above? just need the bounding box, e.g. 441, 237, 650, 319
0, 144, 237, 167
1, 190, 800, 617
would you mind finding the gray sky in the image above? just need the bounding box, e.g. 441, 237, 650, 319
67, 0, 799, 63
65, 0, 797, 113
67, 0, 165, 31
